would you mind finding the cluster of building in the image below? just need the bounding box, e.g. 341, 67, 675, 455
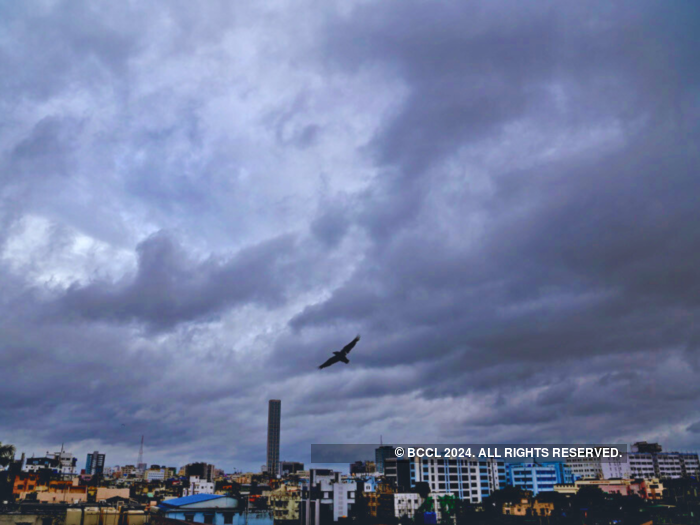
291, 441, 699, 523
2, 398, 700, 525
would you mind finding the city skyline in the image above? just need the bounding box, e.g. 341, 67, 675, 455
2, 0, 700, 475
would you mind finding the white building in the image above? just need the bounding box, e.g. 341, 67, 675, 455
628, 453, 656, 479
54, 451, 77, 475
394, 493, 423, 520
145, 469, 166, 482
601, 457, 631, 479
568, 445, 700, 481
183, 476, 215, 496
409, 457, 505, 504
679, 453, 700, 477
392, 493, 450, 523
22, 451, 76, 475
565, 458, 603, 480
300, 470, 356, 525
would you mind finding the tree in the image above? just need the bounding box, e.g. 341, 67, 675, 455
484, 485, 529, 513
415, 482, 431, 499
0, 443, 15, 468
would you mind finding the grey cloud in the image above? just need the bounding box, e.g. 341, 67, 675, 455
2, 0, 700, 470
57, 230, 314, 330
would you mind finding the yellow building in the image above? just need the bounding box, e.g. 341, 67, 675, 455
269, 484, 300, 522
503, 498, 554, 517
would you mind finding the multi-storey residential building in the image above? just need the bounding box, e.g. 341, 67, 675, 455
374, 446, 395, 474
300, 469, 356, 524
22, 451, 77, 475
565, 458, 603, 480
145, 468, 166, 482
628, 453, 656, 478
678, 453, 700, 477
23, 457, 60, 473
393, 493, 423, 521
183, 476, 215, 496
185, 463, 216, 482
505, 463, 573, 495
280, 461, 304, 476
626, 443, 699, 480
384, 457, 412, 492
407, 457, 505, 504
12, 472, 39, 497
561, 443, 699, 481
85, 451, 105, 475
601, 456, 631, 479
655, 453, 683, 478
270, 484, 300, 523
53, 451, 77, 475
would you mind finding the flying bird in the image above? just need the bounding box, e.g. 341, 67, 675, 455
318, 335, 361, 369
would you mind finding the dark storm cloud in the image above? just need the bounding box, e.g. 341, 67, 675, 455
280, 0, 700, 446
57, 230, 314, 330
324, 0, 700, 238
2, 0, 700, 470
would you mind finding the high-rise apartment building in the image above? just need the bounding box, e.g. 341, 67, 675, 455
300, 469, 357, 525
267, 399, 281, 477
505, 462, 573, 495
375, 446, 395, 474
280, 461, 305, 475
407, 457, 505, 504
86, 451, 105, 475
184, 462, 215, 482
566, 443, 700, 481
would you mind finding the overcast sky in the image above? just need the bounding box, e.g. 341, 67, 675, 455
2, 0, 700, 473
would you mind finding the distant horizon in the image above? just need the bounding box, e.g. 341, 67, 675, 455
5, 439, 697, 477
2, 1, 700, 474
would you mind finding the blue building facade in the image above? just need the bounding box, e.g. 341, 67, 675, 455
85, 451, 105, 475
505, 462, 573, 495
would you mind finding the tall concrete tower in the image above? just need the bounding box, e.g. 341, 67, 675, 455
266, 399, 281, 477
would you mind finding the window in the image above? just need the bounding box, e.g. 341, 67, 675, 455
203, 513, 214, 524
184, 513, 195, 522
223, 513, 233, 524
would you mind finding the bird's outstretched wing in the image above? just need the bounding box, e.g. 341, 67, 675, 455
319, 354, 341, 369
340, 334, 361, 356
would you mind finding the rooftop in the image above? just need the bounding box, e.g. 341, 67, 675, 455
158, 494, 224, 508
